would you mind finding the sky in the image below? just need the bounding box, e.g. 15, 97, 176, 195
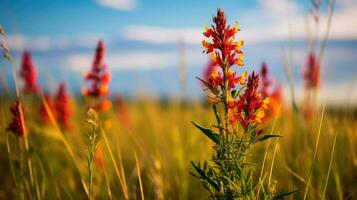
0, 0, 356, 105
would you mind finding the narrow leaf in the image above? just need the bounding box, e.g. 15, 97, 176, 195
273, 189, 302, 199
192, 122, 220, 145
258, 134, 282, 142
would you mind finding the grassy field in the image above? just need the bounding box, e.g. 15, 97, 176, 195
0, 95, 356, 199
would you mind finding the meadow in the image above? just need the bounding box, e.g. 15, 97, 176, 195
0, 96, 356, 199
1, 2, 357, 199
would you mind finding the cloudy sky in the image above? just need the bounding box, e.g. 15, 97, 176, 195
0, 0, 356, 104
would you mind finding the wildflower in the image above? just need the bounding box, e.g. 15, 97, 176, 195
55, 83, 72, 129
20, 51, 40, 94
115, 95, 132, 128
260, 62, 282, 116
202, 9, 244, 70
201, 8, 245, 97
93, 99, 112, 112
94, 144, 105, 171
227, 69, 247, 88
192, 9, 278, 199
228, 71, 269, 128
270, 86, 282, 114
303, 52, 320, 89
6, 100, 27, 137
260, 62, 273, 98
39, 93, 56, 124
82, 40, 111, 98
208, 69, 223, 90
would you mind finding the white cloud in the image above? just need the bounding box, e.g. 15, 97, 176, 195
96, 0, 136, 11
120, 0, 356, 44
260, 0, 299, 18
283, 82, 357, 106
242, 0, 357, 42
122, 26, 203, 45
6, 33, 108, 51
66, 50, 205, 72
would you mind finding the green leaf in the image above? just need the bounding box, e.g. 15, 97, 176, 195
196, 77, 211, 88
231, 86, 246, 99
192, 122, 220, 145
257, 134, 282, 142
273, 189, 302, 199
190, 161, 220, 191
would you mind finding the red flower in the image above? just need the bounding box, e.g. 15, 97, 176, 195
6, 100, 27, 137
115, 95, 132, 128
55, 83, 72, 129
82, 40, 111, 98
20, 51, 40, 94
228, 72, 269, 128
201, 9, 245, 93
303, 52, 320, 89
259, 63, 283, 117
202, 9, 244, 70
39, 93, 56, 124
260, 62, 273, 98
208, 69, 223, 90
227, 69, 247, 89
95, 144, 105, 171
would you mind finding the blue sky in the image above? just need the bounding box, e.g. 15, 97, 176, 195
0, 0, 356, 104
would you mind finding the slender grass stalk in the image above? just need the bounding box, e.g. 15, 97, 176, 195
303, 105, 325, 200
257, 105, 280, 198
318, 0, 336, 70
40, 94, 89, 197
116, 144, 129, 198
103, 169, 112, 200
101, 128, 129, 199
134, 152, 144, 200
6, 134, 20, 193
321, 131, 337, 200
268, 137, 279, 187
86, 109, 101, 200
259, 105, 281, 179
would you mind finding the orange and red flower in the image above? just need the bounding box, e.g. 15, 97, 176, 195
55, 83, 72, 129
303, 52, 320, 89
20, 51, 40, 94
260, 62, 282, 115
202, 9, 244, 70
228, 72, 270, 129
6, 100, 27, 137
82, 40, 111, 98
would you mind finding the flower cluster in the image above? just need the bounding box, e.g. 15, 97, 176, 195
303, 52, 320, 89
82, 41, 111, 99
39, 83, 72, 129
55, 83, 72, 129
20, 51, 40, 94
192, 9, 277, 199
201, 9, 267, 128
202, 9, 245, 94
260, 62, 282, 115
202, 9, 244, 68
6, 100, 27, 137
228, 72, 270, 128
115, 95, 132, 128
